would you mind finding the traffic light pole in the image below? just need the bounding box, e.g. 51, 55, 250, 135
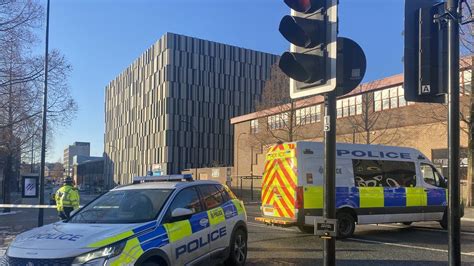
323, 90, 337, 266
446, 0, 460, 265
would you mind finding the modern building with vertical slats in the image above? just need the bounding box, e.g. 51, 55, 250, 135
104, 33, 278, 185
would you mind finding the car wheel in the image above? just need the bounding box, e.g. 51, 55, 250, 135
225, 228, 247, 266
402, 222, 412, 226
337, 211, 356, 239
297, 225, 314, 234
142, 257, 166, 266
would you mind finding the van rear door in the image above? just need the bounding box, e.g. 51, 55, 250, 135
261, 143, 298, 221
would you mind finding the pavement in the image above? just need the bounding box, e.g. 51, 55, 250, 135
464, 207, 474, 221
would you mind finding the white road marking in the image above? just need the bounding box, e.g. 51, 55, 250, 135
374, 224, 474, 236
348, 237, 474, 257
247, 222, 298, 232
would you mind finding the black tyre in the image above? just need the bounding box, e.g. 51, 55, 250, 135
225, 228, 247, 266
440, 211, 448, 230
141, 256, 166, 266
297, 225, 314, 234
402, 222, 412, 226
337, 212, 356, 239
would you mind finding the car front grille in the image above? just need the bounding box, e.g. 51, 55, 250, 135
1, 255, 75, 266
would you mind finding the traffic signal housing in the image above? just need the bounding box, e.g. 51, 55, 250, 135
279, 0, 338, 99
404, 0, 447, 103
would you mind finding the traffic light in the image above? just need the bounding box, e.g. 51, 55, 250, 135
279, 0, 338, 99
404, 0, 447, 103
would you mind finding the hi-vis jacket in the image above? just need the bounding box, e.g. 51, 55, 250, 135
55, 185, 80, 211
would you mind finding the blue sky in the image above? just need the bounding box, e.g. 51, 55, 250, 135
44, 0, 404, 162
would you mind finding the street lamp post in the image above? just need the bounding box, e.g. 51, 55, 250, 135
38, 0, 50, 227
250, 145, 254, 201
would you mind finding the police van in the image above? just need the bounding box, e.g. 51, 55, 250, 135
257, 141, 460, 238
4, 175, 247, 265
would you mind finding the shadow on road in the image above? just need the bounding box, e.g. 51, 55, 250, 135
246, 259, 451, 266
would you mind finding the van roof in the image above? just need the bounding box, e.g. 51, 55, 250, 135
289, 141, 429, 161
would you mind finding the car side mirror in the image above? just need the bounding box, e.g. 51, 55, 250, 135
170, 208, 194, 222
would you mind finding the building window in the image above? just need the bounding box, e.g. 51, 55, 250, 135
461, 70, 472, 95
250, 119, 259, 134
374, 86, 406, 112
296, 105, 321, 125
337, 95, 362, 118
268, 112, 288, 130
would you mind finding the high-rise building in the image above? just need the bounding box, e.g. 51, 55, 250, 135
104, 33, 278, 185
63, 142, 90, 178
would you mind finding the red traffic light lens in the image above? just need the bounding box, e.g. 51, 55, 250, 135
283, 0, 323, 13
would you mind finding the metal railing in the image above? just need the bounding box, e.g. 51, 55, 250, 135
229, 175, 262, 203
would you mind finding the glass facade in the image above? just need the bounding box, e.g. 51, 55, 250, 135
250, 119, 259, 134
337, 95, 362, 118
374, 86, 407, 112
268, 113, 288, 130
296, 105, 321, 125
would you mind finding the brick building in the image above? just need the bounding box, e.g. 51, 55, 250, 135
230, 60, 472, 202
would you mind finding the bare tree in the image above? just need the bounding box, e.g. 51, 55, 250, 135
254, 63, 315, 145
340, 81, 402, 145
0, 0, 77, 211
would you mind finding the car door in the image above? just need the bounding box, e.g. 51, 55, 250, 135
162, 187, 210, 265
420, 163, 447, 221
198, 185, 230, 260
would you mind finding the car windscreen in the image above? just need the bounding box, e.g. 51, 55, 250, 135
68, 189, 173, 224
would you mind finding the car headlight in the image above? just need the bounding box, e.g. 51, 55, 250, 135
72, 241, 126, 265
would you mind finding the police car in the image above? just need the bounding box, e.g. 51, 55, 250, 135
3, 175, 248, 265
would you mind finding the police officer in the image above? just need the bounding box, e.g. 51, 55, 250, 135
55, 177, 80, 220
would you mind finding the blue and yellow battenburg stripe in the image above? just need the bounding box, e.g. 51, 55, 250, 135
87, 199, 245, 265
303, 186, 447, 209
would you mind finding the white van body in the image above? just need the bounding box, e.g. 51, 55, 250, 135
258, 142, 450, 236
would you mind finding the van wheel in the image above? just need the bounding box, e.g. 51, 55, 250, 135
439, 211, 448, 230
225, 228, 247, 266
337, 212, 356, 239
297, 225, 314, 234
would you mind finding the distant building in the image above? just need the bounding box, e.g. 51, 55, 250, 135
75, 157, 105, 191
104, 33, 278, 185
63, 142, 90, 178
44, 163, 64, 182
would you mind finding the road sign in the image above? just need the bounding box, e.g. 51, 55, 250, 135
22, 174, 39, 198
336, 37, 367, 96
314, 218, 338, 238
